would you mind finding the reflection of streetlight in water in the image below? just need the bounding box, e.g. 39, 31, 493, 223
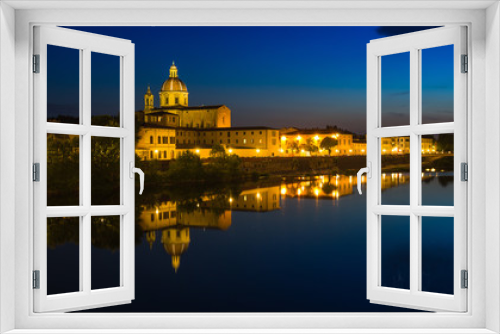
137, 174, 426, 272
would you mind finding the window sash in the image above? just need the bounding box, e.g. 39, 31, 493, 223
32, 25, 136, 313
366, 26, 467, 312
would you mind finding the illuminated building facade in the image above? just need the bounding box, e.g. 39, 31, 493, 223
138, 62, 281, 159
137, 63, 440, 160
279, 128, 366, 156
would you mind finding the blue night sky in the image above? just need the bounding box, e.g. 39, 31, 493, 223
50, 26, 453, 134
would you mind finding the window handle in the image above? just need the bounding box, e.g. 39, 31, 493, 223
357, 162, 371, 195
129, 162, 145, 195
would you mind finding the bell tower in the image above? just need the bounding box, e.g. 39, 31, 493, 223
144, 85, 154, 113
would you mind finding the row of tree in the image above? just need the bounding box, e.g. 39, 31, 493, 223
286, 137, 338, 156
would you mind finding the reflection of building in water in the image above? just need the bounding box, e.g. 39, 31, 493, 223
229, 186, 280, 212
139, 186, 279, 271
162, 228, 190, 272
139, 201, 233, 272
280, 175, 363, 200
381, 137, 436, 155
381, 172, 410, 190
138, 175, 432, 272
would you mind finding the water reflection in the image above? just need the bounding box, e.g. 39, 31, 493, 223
138, 173, 452, 272
57, 171, 454, 312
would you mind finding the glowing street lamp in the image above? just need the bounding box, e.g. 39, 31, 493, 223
195, 149, 200, 154
296, 135, 302, 141
228, 149, 233, 153
256, 149, 260, 153
314, 135, 320, 141
281, 136, 287, 141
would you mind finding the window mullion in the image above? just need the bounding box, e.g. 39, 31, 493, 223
82, 48, 92, 294
409, 48, 420, 294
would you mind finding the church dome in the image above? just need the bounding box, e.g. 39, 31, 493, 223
161, 77, 188, 92
161, 62, 188, 92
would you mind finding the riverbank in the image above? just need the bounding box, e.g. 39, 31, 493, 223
137, 154, 453, 188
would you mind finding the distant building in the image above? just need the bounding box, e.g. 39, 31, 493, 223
279, 128, 366, 156
137, 63, 280, 159
137, 62, 434, 160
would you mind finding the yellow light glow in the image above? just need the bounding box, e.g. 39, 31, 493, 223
335, 149, 339, 153
256, 149, 260, 153
382, 173, 386, 178
281, 136, 287, 141
156, 209, 159, 214
422, 173, 424, 178
301, 149, 304, 153
296, 136, 301, 141
314, 135, 320, 141
314, 188, 320, 196
281, 187, 287, 195
228, 149, 233, 153
361, 149, 365, 152
256, 193, 261, 199
383, 149, 386, 152
229, 197, 233, 203
280, 149, 284, 153
195, 149, 200, 154
431, 168, 436, 172
349, 149, 352, 152
154, 150, 158, 153
297, 189, 301, 195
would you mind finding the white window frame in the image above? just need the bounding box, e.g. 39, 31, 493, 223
32, 26, 136, 313
366, 26, 467, 312
1, 1, 499, 333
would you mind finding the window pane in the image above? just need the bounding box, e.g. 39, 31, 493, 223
47, 217, 80, 295
381, 136, 410, 205
47, 45, 80, 124
421, 45, 454, 124
91, 52, 120, 127
47, 134, 80, 206
422, 134, 453, 206
381, 215, 410, 290
91, 137, 120, 206
91, 216, 120, 290
421, 217, 454, 295
381, 52, 410, 127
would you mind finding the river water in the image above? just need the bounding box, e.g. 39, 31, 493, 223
73, 172, 453, 312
